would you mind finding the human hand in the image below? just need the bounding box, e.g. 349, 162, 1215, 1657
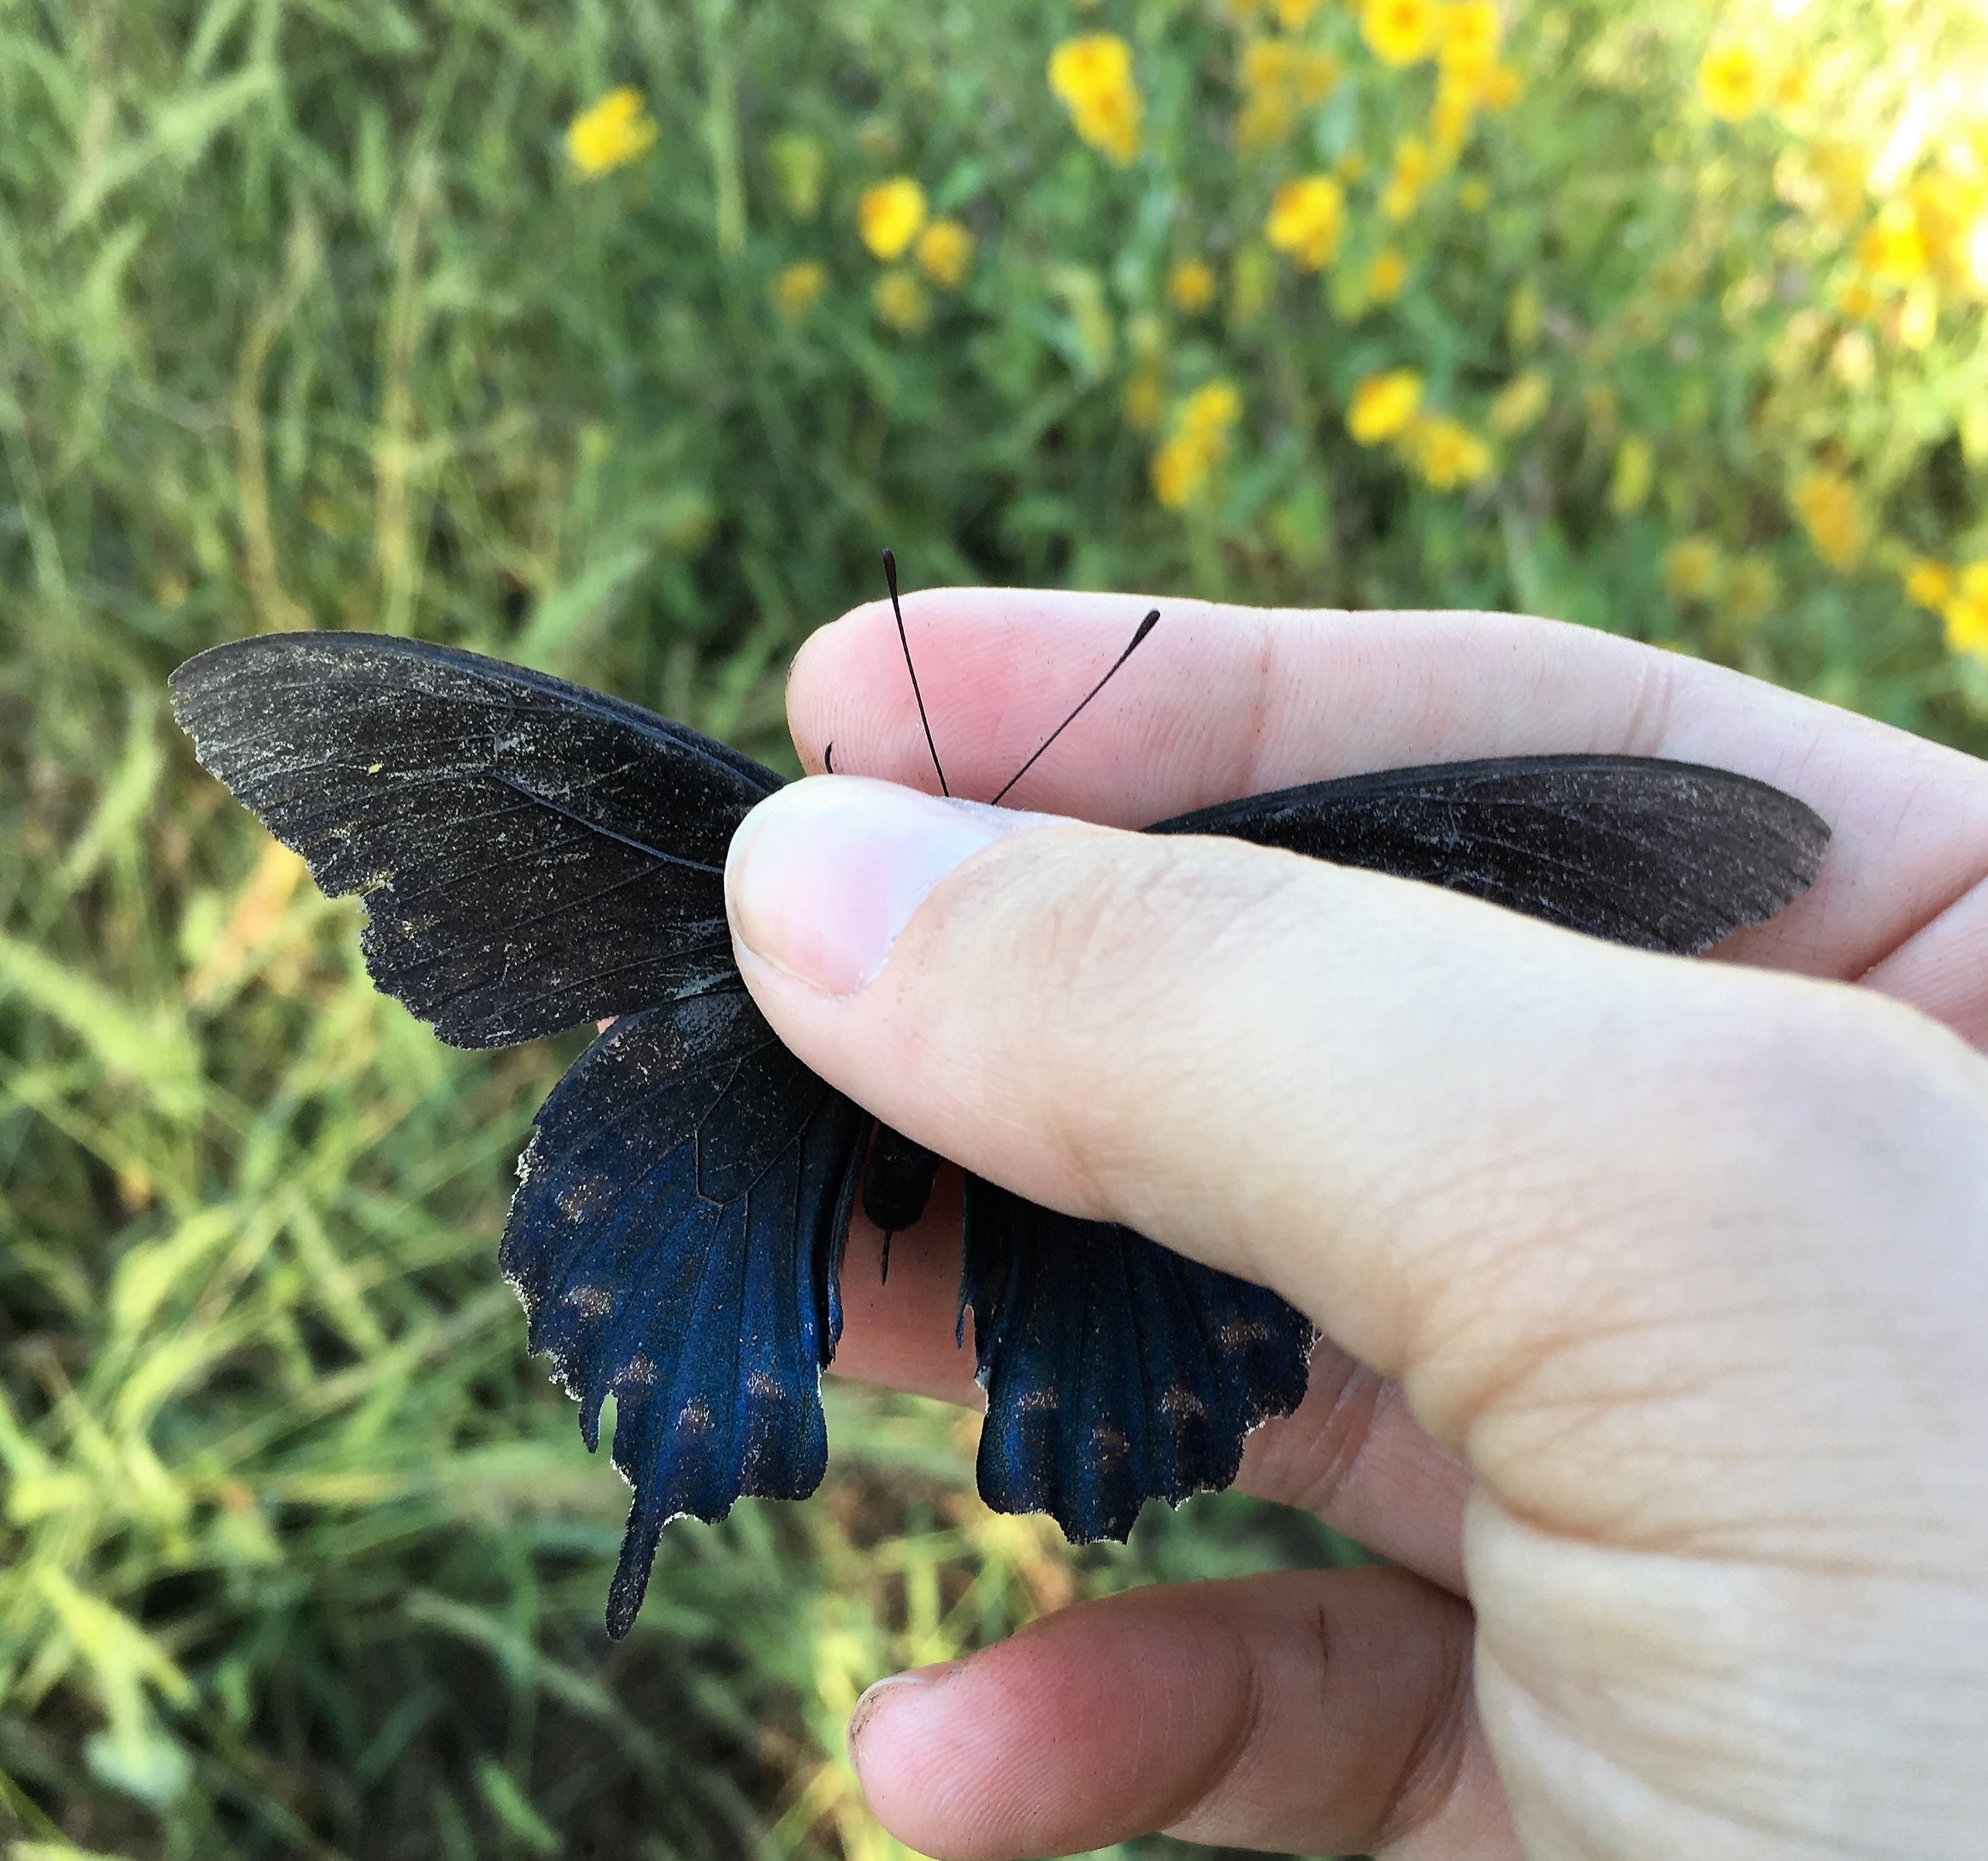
723, 592, 1988, 1860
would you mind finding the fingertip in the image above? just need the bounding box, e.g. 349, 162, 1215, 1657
849, 1658, 1007, 1861
787, 602, 888, 771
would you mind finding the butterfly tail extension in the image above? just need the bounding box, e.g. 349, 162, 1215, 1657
961, 1178, 1316, 1543
499, 992, 867, 1639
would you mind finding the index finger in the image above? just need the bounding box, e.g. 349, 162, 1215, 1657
788, 593, 1988, 1030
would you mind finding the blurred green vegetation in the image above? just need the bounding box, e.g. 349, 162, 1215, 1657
1, 0, 1984, 1855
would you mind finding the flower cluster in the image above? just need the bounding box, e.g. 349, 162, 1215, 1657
1049, 35, 1144, 166
567, 88, 658, 178
1236, 38, 1342, 150
851, 177, 976, 333
1789, 468, 1867, 572
1345, 372, 1489, 486
1905, 562, 1988, 663
1345, 369, 1491, 489
1662, 539, 1780, 627
1151, 381, 1242, 509
1265, 174, 1347, 269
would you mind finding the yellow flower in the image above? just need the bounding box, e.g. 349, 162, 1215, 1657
1439, 0, 1501, 74
567, 87, 658, 177
770, 259, 827, 317
871, 267, 930, 333
1151, 439, 1205, 509
858, 178, 928, 262
1169, 258, 1218, 313
1907, 172, 1983, 282
1049, 34, 1145, 164
1294, 50, 1341, 104
1725, 555, 1781, 625
1382, 135, 1432, 222
1237, 50, 1295, 150
1151, 380, 1242, 509
1664, 538, 1723, 601
915, 218, 975, 289
1904, 560, 1954, 611
1181, 380, 1243, 439
1487, 368, 1550, 435
1049, 32, 1133, 106
1347, 368, 1425, 445
1790, 468, 1867, 571
1236, 94, 1291, 150
1474, 62, 1522, 110
1407, 415, 1494, 488
1698, 44, 1764, 123
1838, 278, 1879, 321
1431, 74, 1475, 156
1362, 0, 1438, 68
1236, 42, 1340, 150
1124, 371, 1164, 432
1779, 140, 1867, 227
1858, 200, 1931, 283
1242, 38, 1294, 92
1608, 434, 1655, 515
1273, 0, 1326, 26
1942, 565, 1988, 661
1370, 248, 1410, 303
1266, 174, 1347, 270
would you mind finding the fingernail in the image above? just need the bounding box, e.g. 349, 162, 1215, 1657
726, 777, 1053, 995
848, 1662, 963, 1759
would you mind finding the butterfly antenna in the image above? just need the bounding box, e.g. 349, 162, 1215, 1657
882, 548, 948, 798
988, 609, 1160, 807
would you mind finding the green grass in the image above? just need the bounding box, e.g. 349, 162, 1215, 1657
1, 0, 1984, 1855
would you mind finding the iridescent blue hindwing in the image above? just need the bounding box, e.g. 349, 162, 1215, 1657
961, 1178, 1316, 1543
500, 991, 866, 1637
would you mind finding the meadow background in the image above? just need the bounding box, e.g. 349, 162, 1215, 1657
2, 0, 1985, 1855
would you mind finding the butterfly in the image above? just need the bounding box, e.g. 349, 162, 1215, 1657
168, 585, 1830, 1639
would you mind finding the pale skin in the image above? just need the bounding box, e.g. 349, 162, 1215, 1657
717, 591, 1988, 1861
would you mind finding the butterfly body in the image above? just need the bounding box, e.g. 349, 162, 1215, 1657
170, 631, 1829, 1636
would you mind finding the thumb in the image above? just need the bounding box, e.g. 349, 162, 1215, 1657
723, 776, 1979, 1498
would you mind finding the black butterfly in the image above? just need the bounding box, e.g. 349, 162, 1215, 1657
168, 612, 1829, 1639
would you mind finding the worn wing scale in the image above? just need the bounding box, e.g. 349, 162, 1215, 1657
170, 632, 1830, 1634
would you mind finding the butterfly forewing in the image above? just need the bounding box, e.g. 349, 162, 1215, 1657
1149, 755, 1829, 953
168, 633, 780, 1047
502, 992, 866, 1638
